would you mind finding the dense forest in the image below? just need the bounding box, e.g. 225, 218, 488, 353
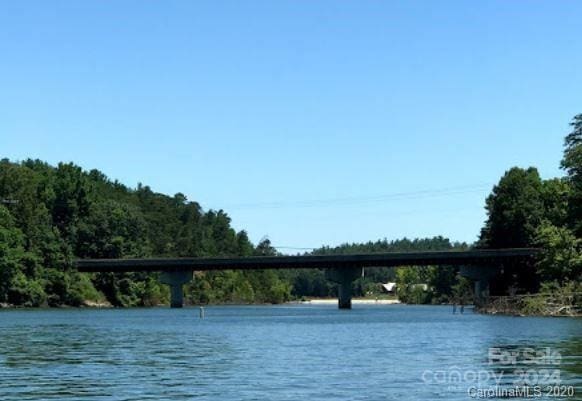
0, 114, 580, 308
0, 159, 290, 307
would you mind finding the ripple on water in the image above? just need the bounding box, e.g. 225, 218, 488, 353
0, 306, 580, 401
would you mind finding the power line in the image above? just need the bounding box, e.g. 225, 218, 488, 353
273, 245, 316, 251
222, 183, 492, 210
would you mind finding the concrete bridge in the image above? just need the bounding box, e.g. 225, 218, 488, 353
75, 248, 538, 309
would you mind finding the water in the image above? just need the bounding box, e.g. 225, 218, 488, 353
0, 305, 580, 401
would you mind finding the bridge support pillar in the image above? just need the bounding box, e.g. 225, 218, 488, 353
474, 280, 490, 304
459, 266, 498, 306
160, 270, 193, 308
325, 267, 364, 309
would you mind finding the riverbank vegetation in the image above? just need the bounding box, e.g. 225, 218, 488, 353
473, 114, 582, 315
0, 114, 580, 310
478, 282, 582, 317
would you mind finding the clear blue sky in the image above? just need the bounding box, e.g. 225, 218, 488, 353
1, 1, 580, 251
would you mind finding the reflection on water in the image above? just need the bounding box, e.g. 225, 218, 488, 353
0, 306, 580, 401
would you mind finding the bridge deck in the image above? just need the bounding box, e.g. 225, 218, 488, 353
76, 248, 538, 273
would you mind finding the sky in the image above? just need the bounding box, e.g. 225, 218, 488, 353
1, 1, 581, 251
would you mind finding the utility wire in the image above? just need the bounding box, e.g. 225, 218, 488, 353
273, 246, 316, 251
223, 183, 492, 210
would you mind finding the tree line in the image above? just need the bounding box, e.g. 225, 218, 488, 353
0, 114, 580, 307
0, 160, 289, 306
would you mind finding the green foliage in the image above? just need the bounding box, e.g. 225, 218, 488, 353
0, 204, 46, 306
0, 160, 287, 307
392, 265, 464, 304
477, 113, 582, 301
68, 273, 108, 306
561, 114, 582, 236
395, 268, 428, 304
245, 270, 291, 303
289, 269, 334, 298
479, 167, 545, 249
307, 237, 467, 303
521, 281, 582, 316
7, 271, 46, 307
535, 223, 581, 284
76, 200, 150, 258
541, 178, 571, 228
478, 167, 573, 293
451, 276, 473, 304
124, 275, 168, 307
426, 265, 457, 303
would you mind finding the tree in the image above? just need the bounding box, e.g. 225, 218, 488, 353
477, 167, 549, 293
479, 167, 545, 249
427, 265, 457, 303
0, 205, 46, 306
561, 114, 582, 235
541, 178, 571, 228
254, 238, 278, 256
395, 267, 431, 304
52, 162, 93, 239
75, 200, 150, 259
535, 223, 581, 284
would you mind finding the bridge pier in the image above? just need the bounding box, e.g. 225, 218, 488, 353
159, 270, 193, 308
325, 267, 364, 309
459, 265, 498, 306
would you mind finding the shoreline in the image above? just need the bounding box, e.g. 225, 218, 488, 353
3, 298, 578, 316
0, 299, 402, 309
291, 298, 401, 305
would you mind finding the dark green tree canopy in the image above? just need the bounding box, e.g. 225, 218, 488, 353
0, 159, 275, 307
561, 114, 582, 235
479, 167, 544, 248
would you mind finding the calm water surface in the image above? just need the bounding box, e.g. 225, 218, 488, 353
0, 305, 580, 400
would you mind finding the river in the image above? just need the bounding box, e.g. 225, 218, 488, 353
0, 305, 580, 400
